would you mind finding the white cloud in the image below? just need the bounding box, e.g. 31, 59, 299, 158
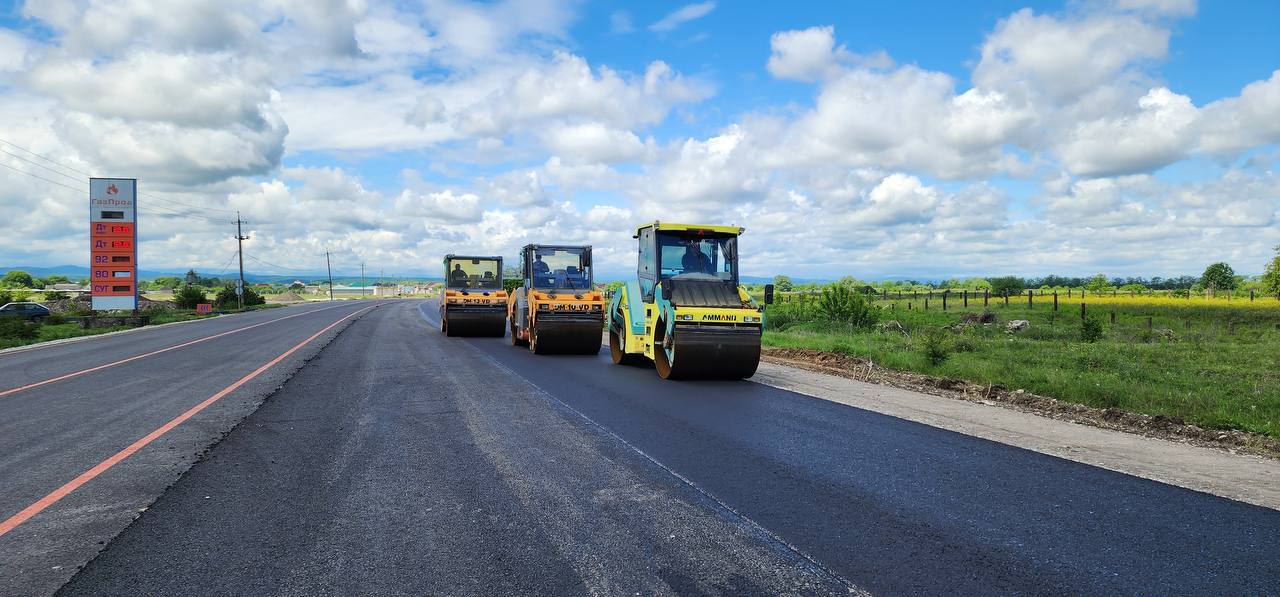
540, 123, 648, 163
766, 26, 891, 82
973, 8, 1169, 106
649, 2, 715, 33
1058, 87, 1198, 176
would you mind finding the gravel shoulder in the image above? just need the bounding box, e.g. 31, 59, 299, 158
758, 347, 1280, 511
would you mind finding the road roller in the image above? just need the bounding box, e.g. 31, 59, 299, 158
507, 244, 604, 354
605, 222, 768, 379
438, 254, 507, 337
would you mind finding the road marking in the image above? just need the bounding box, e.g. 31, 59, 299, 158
0, 304, 376, 539
0, 302, 357, 399
416, 302, 864, 594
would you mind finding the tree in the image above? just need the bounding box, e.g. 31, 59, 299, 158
1, 270, 34, 288
214, 284, 265, 309
772, 275, 793, 292
988, 276, 1025, 296
174, 285, 207, 309
1084, 274, 1110, 292
152, 276, 183, 289
1260, 246, 1280, 295
1199, 262, 1237, 291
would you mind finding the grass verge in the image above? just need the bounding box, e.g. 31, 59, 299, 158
764, 298, 1280, 437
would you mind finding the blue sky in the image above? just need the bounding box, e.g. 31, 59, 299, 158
0, 0, 1277, 279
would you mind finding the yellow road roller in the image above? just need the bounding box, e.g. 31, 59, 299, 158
605, 222, 768, 379
507, 244, 604, 354
438, 254, 507, 336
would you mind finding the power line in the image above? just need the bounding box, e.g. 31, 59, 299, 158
0, 160, 87, 196
215, 250, 240, 276
0, 147, 86, 185
0, 137, 91, 177
0, 135, 238, 216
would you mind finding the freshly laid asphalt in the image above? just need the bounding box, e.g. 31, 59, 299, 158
5, 299, 1278, 595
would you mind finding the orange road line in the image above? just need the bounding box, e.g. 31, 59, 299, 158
0, 303, 354, 399
0, 304, 376, 539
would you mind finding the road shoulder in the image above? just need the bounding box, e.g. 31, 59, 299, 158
754, 360, 1280, 511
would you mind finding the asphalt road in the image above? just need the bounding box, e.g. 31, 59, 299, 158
6, 299, 1280, 595
0, 300, 378, 596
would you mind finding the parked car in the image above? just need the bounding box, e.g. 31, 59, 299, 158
0, 302, 51, 323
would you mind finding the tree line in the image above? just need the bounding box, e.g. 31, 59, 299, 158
767, 247, 1280, 297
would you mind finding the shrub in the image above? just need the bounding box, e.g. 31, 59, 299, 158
921, 328, 950, 366
43, 291, 68, 301
764, 302, 815, 331
43, 314, 66, 325
214, 284, 265, 309
173, 285, 207, 309
951, 336, 977, 353
1080, 317, 1104, 343
0, 290, 11, 305
816, 283, 878, 329
0, 319, 37, 340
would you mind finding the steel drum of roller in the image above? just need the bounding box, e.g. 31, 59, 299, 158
654, 323, 761, 380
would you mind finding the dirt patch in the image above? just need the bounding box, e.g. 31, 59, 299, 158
269, 292, 304, 303
762, 347, 1280, 460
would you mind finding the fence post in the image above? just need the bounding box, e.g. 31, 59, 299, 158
1110, 310, 1115, 325
1004, 290, 1009, 307
1082, 288, 1086, 299
942, 291, 948, 311
1053, 291, 1058, 312
963, 290, 968, 308
924, 298, 929, 310
1250, 290, 1254, 301
1080, 302, 1085, 321
984, 289, 989, 307
1068, 288, 1072, 298
1147, 317, 1153, 331
1027, 290, 1033, 308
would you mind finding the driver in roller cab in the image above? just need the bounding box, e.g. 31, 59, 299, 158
681, 242, 711, 275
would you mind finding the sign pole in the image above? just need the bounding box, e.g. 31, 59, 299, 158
235, 212, 249, 310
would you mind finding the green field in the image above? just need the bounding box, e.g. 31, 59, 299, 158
762, 294, 1280, 437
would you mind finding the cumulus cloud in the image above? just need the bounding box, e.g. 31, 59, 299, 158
766, 26, 891, 82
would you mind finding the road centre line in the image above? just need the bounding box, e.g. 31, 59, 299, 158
0, 302, 358, 399
0, 304, 377, 539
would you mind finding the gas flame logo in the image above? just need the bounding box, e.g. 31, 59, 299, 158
107, 183, 119, 195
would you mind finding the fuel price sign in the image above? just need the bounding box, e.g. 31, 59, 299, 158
89, 178, 138, 311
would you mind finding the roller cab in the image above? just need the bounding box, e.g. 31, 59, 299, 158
507, 244, 604, 354
439, 254, 507, 337
605, 222, 765, 379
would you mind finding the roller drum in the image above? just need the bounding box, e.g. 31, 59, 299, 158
531, 312, 603, 354
656, 324, 761, 380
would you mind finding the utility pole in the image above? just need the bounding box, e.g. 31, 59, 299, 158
325, 251, 334, 301
235, 212, 249, 310
361, 262, 366, 299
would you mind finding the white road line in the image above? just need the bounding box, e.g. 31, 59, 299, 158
414, 300, 864, 595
